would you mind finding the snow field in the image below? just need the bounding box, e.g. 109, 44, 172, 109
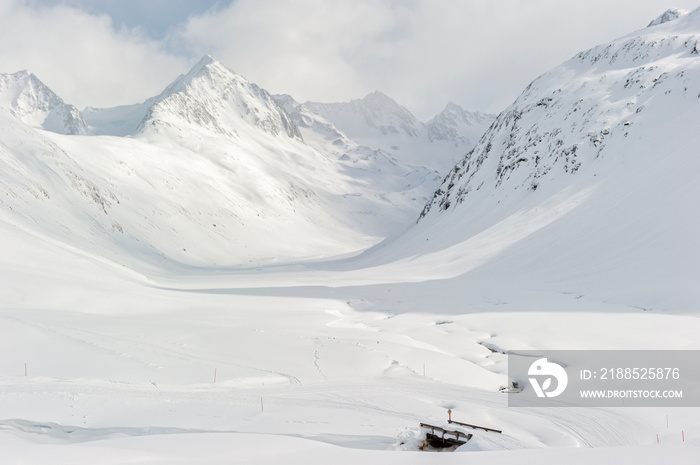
1, 218, 699, 462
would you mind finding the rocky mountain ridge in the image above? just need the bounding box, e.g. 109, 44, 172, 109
0, 70, 87, 135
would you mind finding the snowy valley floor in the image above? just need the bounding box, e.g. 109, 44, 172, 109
1, 219, 699, 464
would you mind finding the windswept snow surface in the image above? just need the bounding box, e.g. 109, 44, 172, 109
1, 8, 700, 465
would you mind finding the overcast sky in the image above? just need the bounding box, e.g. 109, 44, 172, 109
1, 0, 698, 119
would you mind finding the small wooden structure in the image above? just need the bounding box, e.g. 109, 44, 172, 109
448, 419, 502, 434
419, 423, 472, 450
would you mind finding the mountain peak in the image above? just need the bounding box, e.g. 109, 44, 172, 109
647, 8, 689, 27
0, 70, 87, 135
443, 101, 463, 112
196, 54, 217, 67
184, 55, 226, 80
160, 55, 231, 97
362, 90, 395, 104
10, 69, 32, 79
425, 103, 494, 146
433, 102, 493, 121
305, 91, 422, 138
136, 56, 301, 140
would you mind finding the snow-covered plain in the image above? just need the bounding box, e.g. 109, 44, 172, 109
2, 7, 700, 465
2, 204, 699, 464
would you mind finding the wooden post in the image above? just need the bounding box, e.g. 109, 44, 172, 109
261, 397, 264, 413
448, 409, 452, 422
214, 368, 217, 383
682, 430, 685, 442
657, 434, 659, 444
423, 363, 426, 377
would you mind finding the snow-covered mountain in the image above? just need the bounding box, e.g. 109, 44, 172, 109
426, 102, 494, 147
0, 56, 493, 268
273, 93, 351, 147
302, 92, 495, 172
647, 7, 689, 26
274, 93, 448, 233
420, 7, 700, 220
360, 7, 700, 314
136, 55, 302, 140
0, 70, 87, 135
306, 91, 423, 139
83, 55, 301, 140
0, 61, 362, 268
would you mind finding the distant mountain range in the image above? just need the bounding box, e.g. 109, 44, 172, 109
0, 55, 493, 268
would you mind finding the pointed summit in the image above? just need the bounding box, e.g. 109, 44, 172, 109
647, 8, 689, 27
361, 90, 398, 106
136, 56, 301, 140
182, 55, 223, 82
195, 54, 216, 67
154, 55, 229, 100
0, 70, 87, 135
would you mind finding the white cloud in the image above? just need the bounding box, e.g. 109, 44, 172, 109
0, 0, 187, 109
178, 0, 700, 119
178, 0, 407, 104
2, 0, 698, 118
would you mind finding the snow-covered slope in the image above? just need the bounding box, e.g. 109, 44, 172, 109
426, 102, 494, 147
82, 102, 152, 136
419, 6, 700, 221
0, 70, 87, 135
274, 93, 448, 233
357, 7, 700, 314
